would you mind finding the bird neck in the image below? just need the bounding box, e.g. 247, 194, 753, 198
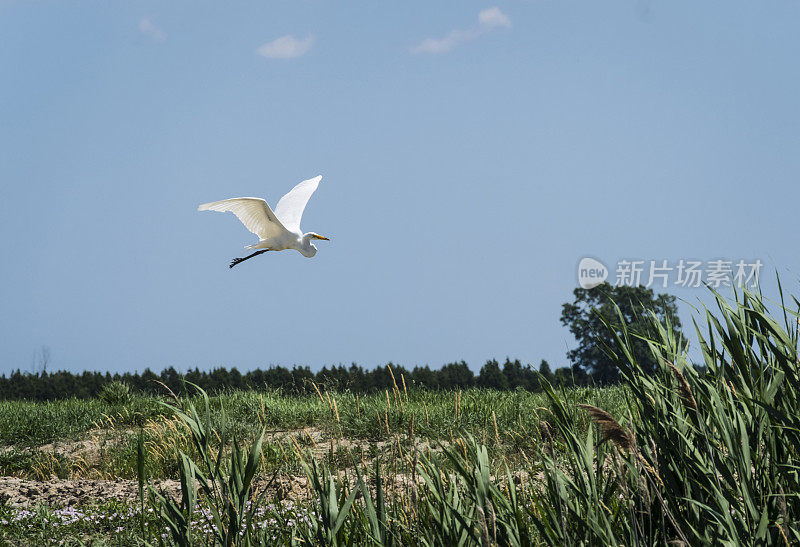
299, 234, 317, 257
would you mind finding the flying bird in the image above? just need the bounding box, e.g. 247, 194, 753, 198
198, 175, 329, 268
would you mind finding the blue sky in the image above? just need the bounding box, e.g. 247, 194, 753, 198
2, 1, 799, 375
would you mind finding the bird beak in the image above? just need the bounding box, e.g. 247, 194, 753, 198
312, 234, 330, 241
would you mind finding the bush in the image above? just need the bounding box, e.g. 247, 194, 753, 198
98, 381, 132, 405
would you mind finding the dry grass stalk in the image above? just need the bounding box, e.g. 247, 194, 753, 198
539, 420, 553, 454
725, 377, 738, 398
492, 411, 501, 446
276, 442, 290, 466
578, 404, 633, 451
356, 393, 360, 418
325, 391, 335, 417
647, 436, 658, 471
487, 501, 497, 545
305, 430, 318, 449
637, 455, 664, 490
518, 448, 532, 467
289, 434, 303, 456
776, 522, 790, 547
311, 382, 324, 403
150, 379, 180, 404
388, 363, 398, 392
476, 505, 491, 547
401, 374, 409, 403
411, 452, 419, 509
31, 452, 59, 481
74, 455, 92, 479
424, 401, 430, 427
667, 361, 698, 410
388, 365, 404, 411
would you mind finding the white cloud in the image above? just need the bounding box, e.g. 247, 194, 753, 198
412, 7, 510, 54
256, 35, 314, 59
138, 18, 166, 43
478, 7, 512, 29
412, 29, 476, 54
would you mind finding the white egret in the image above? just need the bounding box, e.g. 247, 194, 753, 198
198, 175, 329, 268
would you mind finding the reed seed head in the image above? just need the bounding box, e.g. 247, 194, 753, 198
578, 404, 633, 451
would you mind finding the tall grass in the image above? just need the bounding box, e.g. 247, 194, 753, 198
144, 384, 275, 546
142, 286, 800, 544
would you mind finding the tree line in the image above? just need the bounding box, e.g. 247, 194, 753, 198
2, 283, 685, 400
0, 359, 576, 401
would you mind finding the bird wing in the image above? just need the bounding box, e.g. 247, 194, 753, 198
197, 197, 285, 240
274, 175, 322, 233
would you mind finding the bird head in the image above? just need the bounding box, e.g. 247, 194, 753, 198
301, 232, 330, 257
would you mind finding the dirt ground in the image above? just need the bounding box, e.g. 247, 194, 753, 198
0, 426, 452, 508
0, 477, 181, 508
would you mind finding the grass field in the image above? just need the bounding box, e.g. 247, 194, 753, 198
1, 287, 799, 545
0, 385, 630, 498
0, 385, 627, 545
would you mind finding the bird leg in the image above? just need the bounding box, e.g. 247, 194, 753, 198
229, 250, 269, 269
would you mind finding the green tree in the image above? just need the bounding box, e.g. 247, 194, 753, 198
477, 359, 509, 390
501, 358, 537, 390
560, 282, 683, 384
538, 359, 554, 387
553, 367, 576, 386
411, 365, 438, 389
440, 361, 475, 389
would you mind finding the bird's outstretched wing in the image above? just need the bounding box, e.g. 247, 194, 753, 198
274, 175, 322, 233
197, 198, 285, 240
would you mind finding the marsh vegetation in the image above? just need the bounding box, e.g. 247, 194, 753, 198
1, 287, 799, 544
